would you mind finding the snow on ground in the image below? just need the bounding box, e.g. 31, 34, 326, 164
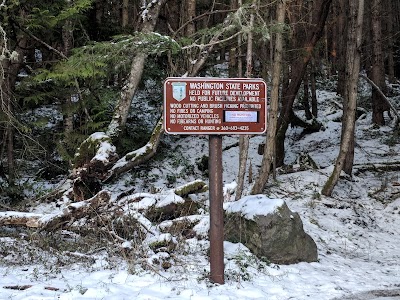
1, 82, 400, 299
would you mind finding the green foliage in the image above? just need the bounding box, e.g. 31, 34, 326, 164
224, 250, 274, 282
0, 182, 24, 204
268, 21, 291, 36
2, 0, 92, 34
73, 133, 113, 168
253, 25, 270, 43
196, 155, 209, 176
232, 4, 271, 42
18, 31, 180, 158
31, 33, 180, 86
25, 0, 92, 31
54, 0, 93, 25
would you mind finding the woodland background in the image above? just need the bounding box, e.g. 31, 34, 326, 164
1, 0, 400, 204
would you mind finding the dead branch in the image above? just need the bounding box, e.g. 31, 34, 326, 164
290, 111, 323, 133
39, 190, 111, 231
105, 118, 164, 181
3, 285, 33, 290
172, 9, 236, 37
360, 74, 400, 120
181, 31, 242, 51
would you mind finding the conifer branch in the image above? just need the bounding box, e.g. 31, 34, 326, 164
172, 9, 237, 37
16, 25, 67, 60
181, 30, 242, 50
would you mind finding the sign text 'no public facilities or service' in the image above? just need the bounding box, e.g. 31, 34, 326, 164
164, 78, 267, 135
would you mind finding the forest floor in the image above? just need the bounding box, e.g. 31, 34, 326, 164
0, 79, 400, 299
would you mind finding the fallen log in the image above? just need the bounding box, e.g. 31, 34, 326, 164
353, 162, 400, 174
0, 190, 111, 230
174, 179, 208, 197
3, 285, 33, 290
104, 118, 164, 182
0, 180, 206, 231
39, 190, 111, 231
0, 212, 41, 227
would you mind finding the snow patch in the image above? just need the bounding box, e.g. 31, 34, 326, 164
155, 192, 184, 208
224, 194, 285, 220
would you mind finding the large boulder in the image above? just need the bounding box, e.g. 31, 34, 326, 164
224, 195, 318, 264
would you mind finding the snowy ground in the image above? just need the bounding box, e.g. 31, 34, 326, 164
1, 84, 400, 299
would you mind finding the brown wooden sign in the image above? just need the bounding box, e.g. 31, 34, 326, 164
163, 77, 267, 135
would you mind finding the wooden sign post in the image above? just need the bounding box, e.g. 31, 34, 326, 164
164, 77, 267, 284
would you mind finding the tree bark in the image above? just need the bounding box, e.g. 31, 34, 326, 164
106, 0, 167, 139
122, 0, 130, 28
0, 190, 111, 230
310, 58, 318, 117
303, 75, 312, 120
360, 74, 400, 121
370, 0, 389, 125
251, 0, 285, 195
385, 0, 395, 83
336, 0, 347, 96
275, 0, 332, 167
0, 29, 27, 188
186, 0, 196, 36
322, 0, 364, 196
62, 19, 74, 135
235, 0, 255, 200
105, 118, 164, 180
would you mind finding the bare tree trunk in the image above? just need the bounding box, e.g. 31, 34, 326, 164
370, 0, 389, 125
187, 0, 196, 36
228, 0, 239, 78
1, 29, 13, 185
235, 0, 255, 200
275, 0, 332, 167
322, 0, 364, 196
122, 0, 130, 28
6, 101, 14, 184
282, 56, 289, 95
303, 0, 314, 121
105, 118, 164, 180
0, 26, 26, 189
385, 0, 396, 83
62, 19, 74, 135
310, 58, 318, 117
251, 0, 285, 195
228, 47, 237, 77
385, 0, 395, 83
336, 0, 347, 96
106, 0, 167, 139
184, 0, 198, 75
1, 57, 15, 184
303, 75, 312, 120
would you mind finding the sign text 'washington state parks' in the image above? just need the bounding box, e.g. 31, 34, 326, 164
164, 78, 267, 135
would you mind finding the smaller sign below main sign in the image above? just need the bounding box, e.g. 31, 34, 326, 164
164, 77, 267, 135
224, 111, 259, 123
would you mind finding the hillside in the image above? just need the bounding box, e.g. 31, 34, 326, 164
0, 78, 400, 300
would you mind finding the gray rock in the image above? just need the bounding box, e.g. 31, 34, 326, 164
224, 195, 318, 264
